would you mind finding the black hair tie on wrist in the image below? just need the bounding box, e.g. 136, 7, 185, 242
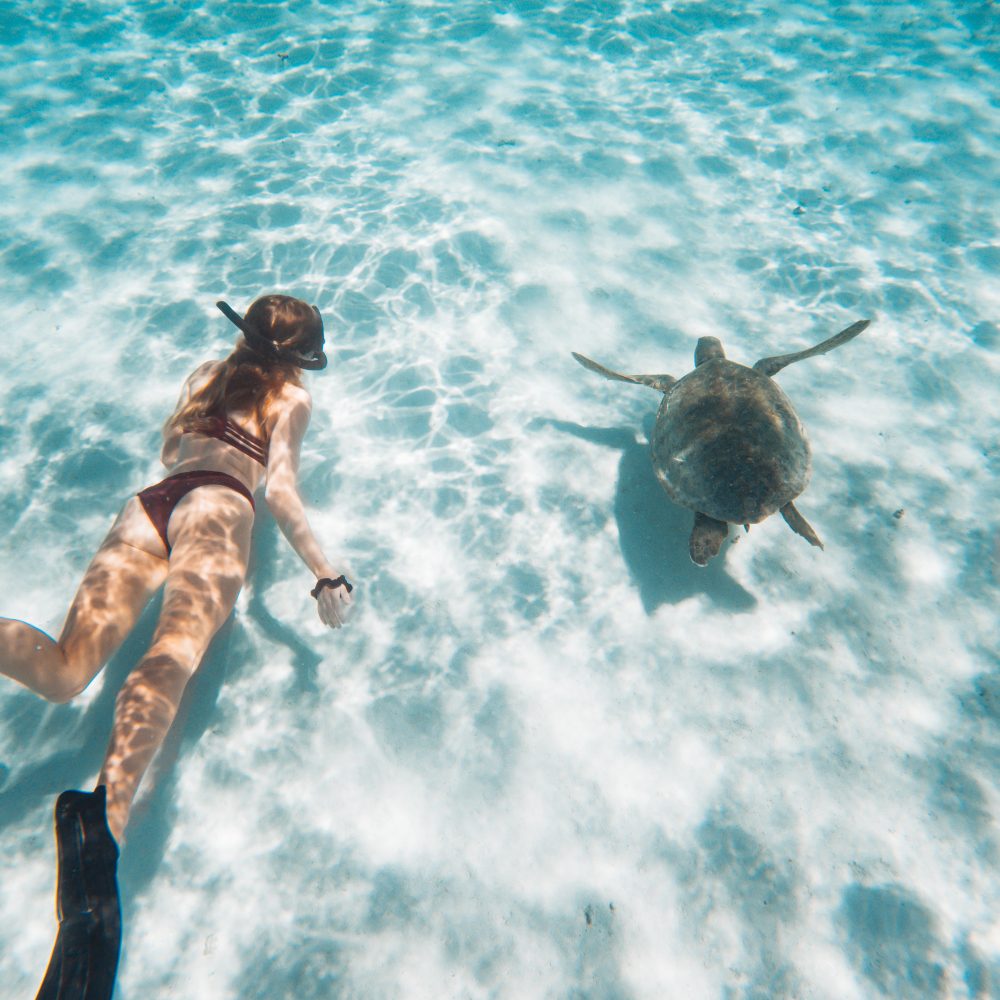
311, 575, 354, 598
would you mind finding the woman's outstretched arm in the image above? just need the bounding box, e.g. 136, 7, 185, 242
264, 386, 353, 627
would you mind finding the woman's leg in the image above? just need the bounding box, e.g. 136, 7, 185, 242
0, 499, 169, 703
97, 488, 253, 842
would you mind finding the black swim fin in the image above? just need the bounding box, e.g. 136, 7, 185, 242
35, 786, 122, 1000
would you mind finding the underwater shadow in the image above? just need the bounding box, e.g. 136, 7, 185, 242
244, 511, 323, 697
839, 882, 949, 999
538, 417, 756, 613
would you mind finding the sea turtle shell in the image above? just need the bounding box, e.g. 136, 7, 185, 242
651, 358, 810, 525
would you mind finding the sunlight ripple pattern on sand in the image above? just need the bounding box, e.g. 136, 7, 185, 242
0, 1, 997, 997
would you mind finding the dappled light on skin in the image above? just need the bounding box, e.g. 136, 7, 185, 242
101, 658, 187, 842
0, 512, 169, 702
1, 485, 253, 843
98, 489, 251, 843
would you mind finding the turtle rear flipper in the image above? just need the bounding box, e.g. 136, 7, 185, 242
689, 512, 728, 566
571, 352, 675, 393
780, 502, 823, 549
753, 319, 870, 377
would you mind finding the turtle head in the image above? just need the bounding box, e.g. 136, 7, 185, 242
694, 337, 725, 367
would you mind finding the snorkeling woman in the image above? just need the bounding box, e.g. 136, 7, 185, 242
0, 295, 354, 999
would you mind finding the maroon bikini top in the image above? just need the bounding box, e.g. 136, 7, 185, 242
184, 415, 268, 466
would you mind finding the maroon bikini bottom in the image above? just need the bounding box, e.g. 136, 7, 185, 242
137, 471, 255, 555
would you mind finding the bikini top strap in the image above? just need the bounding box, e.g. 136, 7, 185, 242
184, 415, 269, 466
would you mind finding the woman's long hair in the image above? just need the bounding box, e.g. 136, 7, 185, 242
169, 295, 321, 434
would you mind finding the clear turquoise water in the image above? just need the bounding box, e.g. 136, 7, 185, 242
0, 2, 998, 997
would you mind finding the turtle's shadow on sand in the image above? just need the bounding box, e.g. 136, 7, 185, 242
539, 417, 757, 613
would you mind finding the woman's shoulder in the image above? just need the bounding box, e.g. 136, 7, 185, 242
264, 381, 312, 437
274, 380, 313, 410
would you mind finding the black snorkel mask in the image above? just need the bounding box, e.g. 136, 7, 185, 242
216, 300, 328, 371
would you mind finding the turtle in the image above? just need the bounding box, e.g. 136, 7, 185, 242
572, 318, 870, 566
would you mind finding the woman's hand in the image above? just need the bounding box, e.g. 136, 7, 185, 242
315, 579, 354, 628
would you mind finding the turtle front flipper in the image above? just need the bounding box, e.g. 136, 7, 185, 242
689, 512, 728, 566
780, 502, 824, 549
571, 352, 675, 393
753, 319, 870, 377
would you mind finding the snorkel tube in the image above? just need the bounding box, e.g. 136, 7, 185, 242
216, 300, 328, 371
